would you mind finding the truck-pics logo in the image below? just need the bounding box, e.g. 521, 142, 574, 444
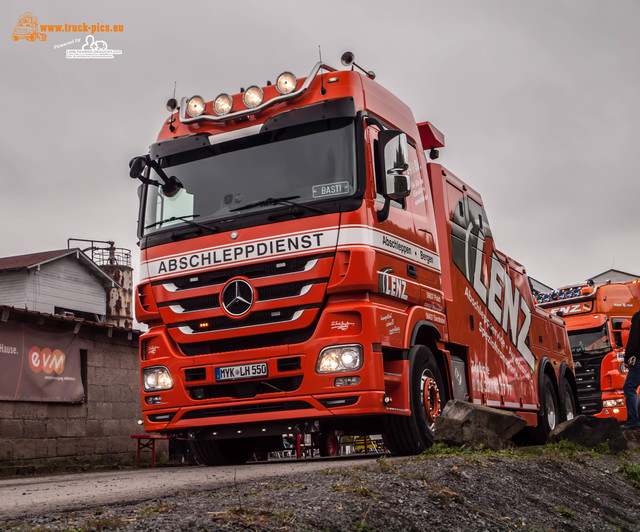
11, 12, 46, 42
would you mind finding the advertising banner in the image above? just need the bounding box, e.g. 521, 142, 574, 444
0, 322, 84, 403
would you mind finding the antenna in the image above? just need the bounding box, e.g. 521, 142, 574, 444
318, 45, 326, 95
167, 81, 177, 132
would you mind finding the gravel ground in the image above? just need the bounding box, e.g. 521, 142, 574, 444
3, 444, 640, 532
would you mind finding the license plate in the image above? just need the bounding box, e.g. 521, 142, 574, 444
215, 362, 268, 382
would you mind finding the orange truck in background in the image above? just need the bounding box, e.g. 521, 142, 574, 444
129, 53, 577, 465
536, 280, 640, 421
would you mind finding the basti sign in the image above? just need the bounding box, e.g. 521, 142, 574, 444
0, 321, 83, 402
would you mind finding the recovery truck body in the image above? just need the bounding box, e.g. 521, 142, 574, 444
537, 280, 640, 420
130, 55, 577, 464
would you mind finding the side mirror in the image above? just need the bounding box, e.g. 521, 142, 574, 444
378, 130, 410, 200
621, 320, 631, 348
129, 155, 148, 179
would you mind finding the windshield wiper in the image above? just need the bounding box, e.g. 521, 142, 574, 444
230, 195, 324, 214
145, 214, 219, 234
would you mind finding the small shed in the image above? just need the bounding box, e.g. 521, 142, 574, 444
0, 249, 118, 322
588, 269, 640, 285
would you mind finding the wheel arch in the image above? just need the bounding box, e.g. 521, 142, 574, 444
537, 356, 560, 405
410, 320, 451, 402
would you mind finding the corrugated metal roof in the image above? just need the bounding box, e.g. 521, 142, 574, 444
0, 249, 77, 271
0, 248, 120, 288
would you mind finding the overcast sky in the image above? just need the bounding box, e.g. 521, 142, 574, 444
2, 0, 639, 290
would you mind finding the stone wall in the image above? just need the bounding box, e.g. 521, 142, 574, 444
0, 309, 166, 464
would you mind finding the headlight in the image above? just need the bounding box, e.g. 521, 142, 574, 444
213, 93, 233, 116
142, 366, 173, 392
603, 398, 625, 407
186, 95, 206, 117
316, 344, 363, 374
243, 85, 263, 108
276, 72, 297, 94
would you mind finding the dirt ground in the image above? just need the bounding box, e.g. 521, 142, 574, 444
3, 442, 640, 532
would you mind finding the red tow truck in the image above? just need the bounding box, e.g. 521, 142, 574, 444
129, 53, 577, 464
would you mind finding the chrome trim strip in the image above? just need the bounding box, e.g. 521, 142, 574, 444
179, 62, 337, 124
177, 309, 305, 335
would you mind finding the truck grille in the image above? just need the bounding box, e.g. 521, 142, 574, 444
150, 252, 334, 355
573, 354, 603, 415
180, 400, 313, 420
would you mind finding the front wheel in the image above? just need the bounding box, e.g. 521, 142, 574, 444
383, 345, 447, 455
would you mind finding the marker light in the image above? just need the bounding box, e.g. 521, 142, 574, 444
243, 86, 264, 108
213, 93, 233, 116
276, 72, 297, 94
186, 95, 206, 117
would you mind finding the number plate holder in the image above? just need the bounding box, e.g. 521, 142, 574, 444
215, 362, 268, 382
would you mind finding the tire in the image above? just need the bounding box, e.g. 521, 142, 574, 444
383, 345, 447, 455
559, 376, 578, 422
319, 431, 341, 457
189, 438, 256, 466
525, 373, 560, 444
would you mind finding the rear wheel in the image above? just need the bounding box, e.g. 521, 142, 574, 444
525, 373, 560, 444
383, 345, 447, 455
559, 376, 578, 422
189, 438, 256, 466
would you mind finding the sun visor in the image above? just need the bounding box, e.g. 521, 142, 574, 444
261, 97, 356, 133
150, 133, 211, 160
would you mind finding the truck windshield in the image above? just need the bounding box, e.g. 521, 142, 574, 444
142, 118, 356, 236
568, 324, 611, 356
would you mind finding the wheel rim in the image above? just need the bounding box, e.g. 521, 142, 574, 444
564, 390, 576, 421
421, 370, 441, 428
327, 434, 339, 456
545, 386, 557, 430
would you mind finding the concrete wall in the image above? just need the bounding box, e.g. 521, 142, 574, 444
0, 313, 162, 465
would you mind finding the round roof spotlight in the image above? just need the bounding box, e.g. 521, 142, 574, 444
186, 95, 206, 117
276, 72, 297, 94
213, 93, 233, 116
573, 288, 581, 297
243, 85, 264, 108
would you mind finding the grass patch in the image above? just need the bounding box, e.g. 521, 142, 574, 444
554, 505, 576, 520
619, 463, 640, 488
135, 501, 176, 518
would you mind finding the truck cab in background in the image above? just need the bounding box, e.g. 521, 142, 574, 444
537, 280, 640, 420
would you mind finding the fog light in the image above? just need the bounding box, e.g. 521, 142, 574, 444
243, 85, 263, 108
276, 72, 297, 94
335, 376, 360, 387
186, 95, 206, 117
213, 93, 233, 116
145, 395, 162, 405
317, 344, 363, 374
142, 366, 173, 391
